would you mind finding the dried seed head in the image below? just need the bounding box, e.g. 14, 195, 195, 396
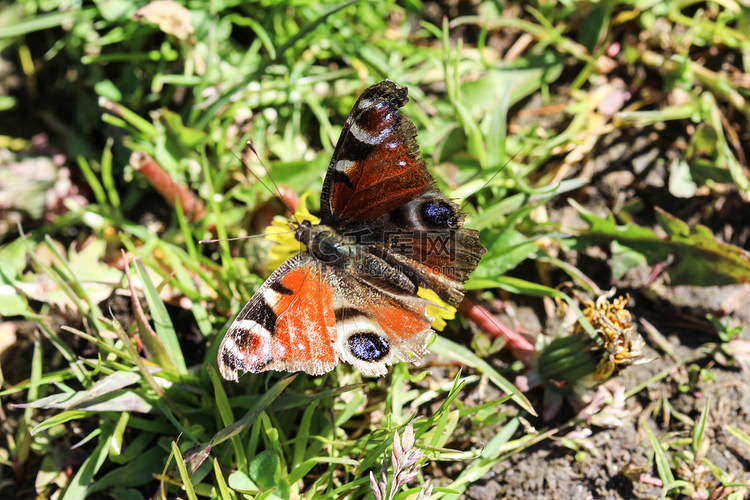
370, 471, 382, 500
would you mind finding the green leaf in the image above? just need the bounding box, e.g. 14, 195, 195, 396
29, 410, 89, 436
0, 239, 31, 315
270, 478, 290, 500
92, 0, 137, 21
0, 95, 16, 110
0, 8, 96, 37
213, 458, 232, 499
288, 457, 359, 485
692, 398, 710, 456
571, 200, 750, 286
0, 283, 30, 316
249, 450, 281, 489
656, 208, 750, 285
726, 424, 750, 448
668, 158, 697, 198
133, 258, 187, 374
20, 389, 153, 413
61, 422, 114, 500
228, 470, 258, 492
108, 489, 145, 500
642, 418, 675, 486
468, 178, 588, 231
89, 448, 165, 492
0, 238, 27, 280
161, 109, 208, 149
52, 371, 140, 407
461, 52, 565, 116
442, 417, 520, 498
170, 441, 198, 500
69, 239, 123, 285
577, 3, 609, 53
474, 229, 540, 278
212, 376, 295, 447
609, 240, 648, 282
431, 337, 533, 414
94, 79, 123, 101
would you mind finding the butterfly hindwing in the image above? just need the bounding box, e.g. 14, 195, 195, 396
370, 192, 486, 307
332, 253, 435, 376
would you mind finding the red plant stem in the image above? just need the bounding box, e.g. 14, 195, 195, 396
459, 298, 535, 366
129, 151, 206, 222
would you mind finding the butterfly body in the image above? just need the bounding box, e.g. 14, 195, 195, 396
218, 80, 486, 380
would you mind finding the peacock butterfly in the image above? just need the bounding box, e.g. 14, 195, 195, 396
217, 80, 486, 380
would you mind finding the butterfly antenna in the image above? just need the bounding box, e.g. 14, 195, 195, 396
247, 143, 301, 223
199, 230, 295, 245
458, 146, 523, 212
230, 143, 299, 222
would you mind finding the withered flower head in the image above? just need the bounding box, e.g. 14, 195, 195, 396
579, 293, 645, 382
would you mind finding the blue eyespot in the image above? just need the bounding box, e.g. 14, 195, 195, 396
422, 200, 455, 226
348, 332, 389, 361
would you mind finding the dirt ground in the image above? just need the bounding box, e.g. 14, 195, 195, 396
453, 121, 750, 498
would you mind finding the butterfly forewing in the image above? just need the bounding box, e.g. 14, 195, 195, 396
217, 254, 338, 380
320, 81, 436, 226
320, 80, 486, 307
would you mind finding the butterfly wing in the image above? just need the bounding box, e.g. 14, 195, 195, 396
218, 81, 485, 380
320, 80, 435, 226
370, 191, 486, 307
217, 253, 338, 380
217, 252, 434, 378
331, 255, 435, 376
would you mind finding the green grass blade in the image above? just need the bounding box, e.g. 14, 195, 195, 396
641, 418, 675, 488
431, 336, 533, 414
133, 258, 187, 374
171, 441, 199, 500
0, 9, 95, 37
692, 398, 710, 456
60, 422, 113, 500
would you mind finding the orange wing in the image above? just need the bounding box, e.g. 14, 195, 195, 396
217, 254, 338, 380
217, 252, 436, 379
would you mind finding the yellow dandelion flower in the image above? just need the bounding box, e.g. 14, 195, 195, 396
265, 192, 320, 270
418, 288, 456, 332
593, 357, 616, 382
543, 288, 646, 386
